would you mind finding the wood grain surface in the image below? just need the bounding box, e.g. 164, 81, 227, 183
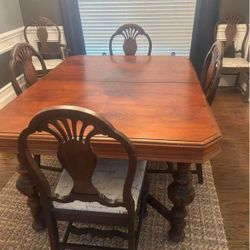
46, 56, 199, 83
211, 87, 249, 250
0, 56, 222, 162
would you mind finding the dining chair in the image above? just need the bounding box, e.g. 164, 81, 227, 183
148, 41, 224, 184
9, 43, 61, 172
109, 23, 152, 56
18, 105, 148, 250
24, 16, 70, 71
214, 15, 249, 87
200, 41, 224, 105
9, 42, 47, 96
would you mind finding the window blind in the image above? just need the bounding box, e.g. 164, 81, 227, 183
78, 0, 196, 56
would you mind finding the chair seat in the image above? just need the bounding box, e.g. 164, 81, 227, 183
223, 58, 249, 68
54, 159, 147, 214
33, 58, 63, 71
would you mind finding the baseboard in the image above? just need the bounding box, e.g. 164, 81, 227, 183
0, 83, 16, 109
0, 27, 25, 55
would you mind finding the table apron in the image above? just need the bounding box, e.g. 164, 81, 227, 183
0, 137, 221, 164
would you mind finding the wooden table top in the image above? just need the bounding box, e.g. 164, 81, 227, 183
0, 56, 222, 162
48, 55, 199, 83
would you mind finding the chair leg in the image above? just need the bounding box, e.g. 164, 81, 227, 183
34, 154, 41, 165
166, 162, 175, 174
142, 176, 149, 218
235, 72, 241, 87
128, 213, 136, 250
196, 163, 203, 184
44, 212, 60, 250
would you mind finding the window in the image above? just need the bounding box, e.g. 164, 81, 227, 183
78, 0, 196, 56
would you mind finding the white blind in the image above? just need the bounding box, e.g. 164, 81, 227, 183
78, 0, 196, 56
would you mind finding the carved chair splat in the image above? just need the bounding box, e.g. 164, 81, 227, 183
200, 41, 224, 105
9, 42, 47, 96
214, 15, 249, 92
109, 23, 152, 56
24, 16, 69, 60
214, 15, 249, 58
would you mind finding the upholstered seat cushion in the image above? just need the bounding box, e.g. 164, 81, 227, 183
32, 58, 63, 71
53, 159, 147, 214
223, 58, 249, 68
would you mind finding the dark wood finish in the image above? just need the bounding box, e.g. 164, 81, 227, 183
8, 43, 56, 174
18, 105, 148, 250
0, 56, 222, 242
214, 15, 249, 58
109, 24, 152, 56
147, 162, 195, 241
168, 163, 195, 242
0, 88, 246, 249
9, 42, 47, 96
24, 16, 69, 60
200, 41, 224, 105
195, 163, 203, 184
16, 153, 46, 230
148, 162, 195, 241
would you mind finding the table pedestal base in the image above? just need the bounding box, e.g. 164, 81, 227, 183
148, 162, 195, 242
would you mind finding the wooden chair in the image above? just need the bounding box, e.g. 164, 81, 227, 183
148, 41, 224, 184
200, 41, 224, 105
18, 105, 148, 250
109, 24, 152, 56
214, 15, 249, 87
9, 42, 47, 96
9, 43, 60, 172
24, 16, 69, 71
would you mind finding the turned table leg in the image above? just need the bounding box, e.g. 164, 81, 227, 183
167, 163, 195, 242
16, 154, 46, 231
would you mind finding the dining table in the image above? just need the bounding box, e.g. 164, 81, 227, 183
0, 55, 222, 242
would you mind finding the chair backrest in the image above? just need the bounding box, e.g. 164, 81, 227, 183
18, 105, 138, 212
9, 43, 46, 96
200, 41, 224, 105
109, 23, 152, 56
24, 16, 62, 59
214, 15, 249, 58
